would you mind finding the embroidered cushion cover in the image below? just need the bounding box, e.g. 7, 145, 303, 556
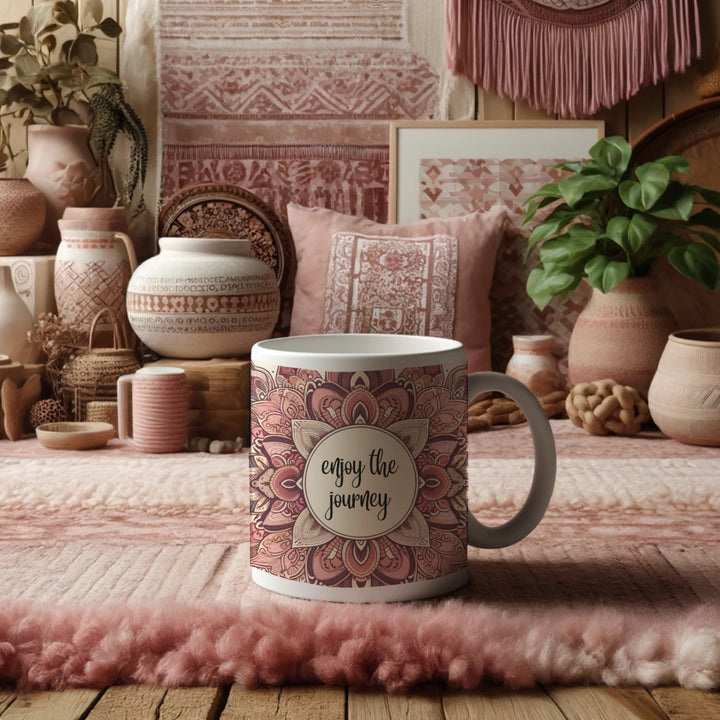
286, 203, 508, 373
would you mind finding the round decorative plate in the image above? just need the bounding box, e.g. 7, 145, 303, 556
158, 183, 296, 335
633, 97, 720, 188
632, 97, 720, 329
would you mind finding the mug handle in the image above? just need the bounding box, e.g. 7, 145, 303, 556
467, 372, 556, 549
116, 373, 136, 442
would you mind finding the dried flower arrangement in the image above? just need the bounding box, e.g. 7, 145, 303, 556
27, 312, 85, 401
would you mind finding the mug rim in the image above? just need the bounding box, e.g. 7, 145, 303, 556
136, 366, 186, 375
252, 334, 463, 364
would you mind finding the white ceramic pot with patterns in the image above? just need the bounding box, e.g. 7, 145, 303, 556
54, 208, 137, 339
648, 328, 720, 446
126, 236, 280, 359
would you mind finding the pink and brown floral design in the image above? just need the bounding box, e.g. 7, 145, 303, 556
250, 362, 469, 589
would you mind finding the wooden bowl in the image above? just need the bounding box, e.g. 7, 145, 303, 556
35, 421, 115, 450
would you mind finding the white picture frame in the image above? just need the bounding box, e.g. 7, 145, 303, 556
388, 120, 605, 223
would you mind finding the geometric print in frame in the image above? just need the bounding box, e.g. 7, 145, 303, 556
419, 157, 587, 371
321, 232, 458, 337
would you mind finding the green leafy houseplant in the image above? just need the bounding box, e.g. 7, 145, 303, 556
523, 135, 720, 310
0, 0, 147, 210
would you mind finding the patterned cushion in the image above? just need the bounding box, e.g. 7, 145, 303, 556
286, 203, 508, 372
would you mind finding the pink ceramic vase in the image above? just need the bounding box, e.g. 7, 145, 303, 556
24, 125, 103, 249
648, 328, 720, 446
567, 277, 677, 398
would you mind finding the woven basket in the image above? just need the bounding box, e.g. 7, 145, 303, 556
60, 308, 140, 420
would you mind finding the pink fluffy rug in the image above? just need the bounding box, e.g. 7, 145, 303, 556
2, 600, 719, 692
0, 421, 718, 692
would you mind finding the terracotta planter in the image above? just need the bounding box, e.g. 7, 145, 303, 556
24, 125, 103, 248
0, 178, 46, 256
567, 277, 677, 398
648, 328, 720, 446
126, 237, 280, 359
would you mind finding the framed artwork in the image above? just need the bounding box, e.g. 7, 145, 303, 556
387, 119, 605, 373
388, 120, 604, 223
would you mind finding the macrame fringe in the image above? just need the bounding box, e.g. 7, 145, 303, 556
446, 0, 701, 118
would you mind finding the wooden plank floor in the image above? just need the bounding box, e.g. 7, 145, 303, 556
0, 685, 719, 719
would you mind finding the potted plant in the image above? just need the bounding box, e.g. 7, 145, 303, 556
0, 0, 148, 228
522, 135, 720, 395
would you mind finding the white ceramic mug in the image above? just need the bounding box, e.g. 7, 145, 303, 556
250, 334, 556, 602
117, 367, 188, 453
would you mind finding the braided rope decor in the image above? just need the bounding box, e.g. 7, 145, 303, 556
468, 389, 567, 432
566, 379, 650, 436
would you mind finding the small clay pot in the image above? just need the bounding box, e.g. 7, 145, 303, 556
648, 328, 720, 446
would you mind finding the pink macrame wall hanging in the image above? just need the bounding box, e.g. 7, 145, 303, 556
446, 0, 702, 118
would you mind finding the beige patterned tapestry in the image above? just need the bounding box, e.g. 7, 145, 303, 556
139, 0, 472, 226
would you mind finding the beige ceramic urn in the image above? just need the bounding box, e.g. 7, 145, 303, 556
648, 328, 720, 446
126, 236, 280, 359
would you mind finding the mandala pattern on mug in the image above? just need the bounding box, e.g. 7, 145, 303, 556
250, 363, 469, 588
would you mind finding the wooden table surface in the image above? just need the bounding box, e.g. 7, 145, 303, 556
0, 684, 719, 719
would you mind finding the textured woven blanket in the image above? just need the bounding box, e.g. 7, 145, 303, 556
0, 421, 718, 690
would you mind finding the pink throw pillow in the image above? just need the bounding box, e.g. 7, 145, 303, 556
286, 203, 508, 372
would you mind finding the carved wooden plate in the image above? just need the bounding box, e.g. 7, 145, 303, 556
158, 183, 296, 335
632, 97, 720, 329
633, 97, 720, 187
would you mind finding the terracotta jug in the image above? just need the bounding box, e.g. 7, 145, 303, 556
648, 328, 720, 446
54, 208, 137, 339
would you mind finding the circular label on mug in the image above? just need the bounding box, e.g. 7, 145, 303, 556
303, 425, 418, 540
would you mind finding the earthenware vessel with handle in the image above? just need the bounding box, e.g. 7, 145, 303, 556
54, 207, 137, 339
